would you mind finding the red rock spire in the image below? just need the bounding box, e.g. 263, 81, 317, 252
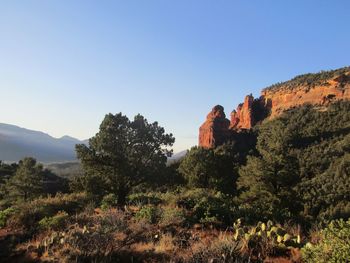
198, 105, 230, 148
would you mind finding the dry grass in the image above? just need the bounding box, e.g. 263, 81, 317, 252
131, 242, 155, 253
155, 234, 176, 253
3, 202, 305, 263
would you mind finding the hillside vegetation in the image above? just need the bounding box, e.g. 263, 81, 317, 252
0, 102, 349, 262
263, 66, 350, 92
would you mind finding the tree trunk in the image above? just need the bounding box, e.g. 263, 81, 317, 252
116, 187, 128, 209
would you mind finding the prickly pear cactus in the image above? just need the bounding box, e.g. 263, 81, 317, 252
232, 220, 302, 248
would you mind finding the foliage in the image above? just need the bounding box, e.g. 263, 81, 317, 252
135, 205, 162, 224
0, 207, 16, 228
301, 219, 350, 263
178, 143, 245, 194
0, 161, 17, 185
41, 169, 70, 195
302, 154, 350, 221
175, 188, 235, 225
75, 113, 174, 205
38, 211, 69, 230
159, 206, 186, 227
263, 66, 350, 92
8, 192, 90, 230
238, 101, 350, 223
237, 118, 302, 222
178, 147, 218, 188
100, 193, 117, 210
2, 101, 350, 261
2, 157, 44, 202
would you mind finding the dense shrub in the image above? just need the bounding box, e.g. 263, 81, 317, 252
38, 211, 69, 230
176, 189, 235, 225
0, 207, 16, 228
135, 205, 162, 224
301, 219, 350, 263
100, 193, 117, 210
8, 192, 91, 230
159, 206, 186, 227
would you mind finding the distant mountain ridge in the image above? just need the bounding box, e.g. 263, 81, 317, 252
167, 150, 187, 165
0, 123, 85, 162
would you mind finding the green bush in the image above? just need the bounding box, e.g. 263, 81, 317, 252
176, 189, 234, 225
8, 192, 90, 230
301, 219, 350, 263
0, 207, 16, 228
159, 206, 186, 227
175, 188, 211, 209
100, 193, 117, 210
135, 205, 162, 224
38, 211, 69, 230
194, 193, 233, 225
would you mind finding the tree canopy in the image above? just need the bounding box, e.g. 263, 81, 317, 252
237, 101, 350, 223
75, 113, 175, 205
2, 157, 44, 202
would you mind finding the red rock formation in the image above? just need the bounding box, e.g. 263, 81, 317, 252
261, 72, 350, 118
230, 94, 255, 130
198, 67, 350, 148
199, 105, 230, 148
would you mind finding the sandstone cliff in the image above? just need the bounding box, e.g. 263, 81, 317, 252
199, 66, 350, 148
261, 69, 350, 118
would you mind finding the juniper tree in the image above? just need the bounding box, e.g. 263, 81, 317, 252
75, 113, 174, 206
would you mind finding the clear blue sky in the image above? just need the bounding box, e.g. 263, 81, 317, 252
1, 1, 349, 152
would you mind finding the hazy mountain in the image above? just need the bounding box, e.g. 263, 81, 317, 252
167, 150, 188, 165
0, 123, 86, 163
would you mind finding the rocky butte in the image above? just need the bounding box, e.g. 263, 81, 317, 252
199, 66, 350, 148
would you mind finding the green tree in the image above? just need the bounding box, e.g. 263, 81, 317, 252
3, 157, 44, 202
301, 153, 350, 221
75, 113, 174, 205
178, 146, 218, 189
178, 144, 240, 194
237, 101, 350, 223
0, 161, 17, 185
237, 117, 302, 222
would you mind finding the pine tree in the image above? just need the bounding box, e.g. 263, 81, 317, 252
4, 157, 44, 202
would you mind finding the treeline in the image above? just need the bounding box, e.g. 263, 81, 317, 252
263, 66, 350, 92
0, 158, 69, 206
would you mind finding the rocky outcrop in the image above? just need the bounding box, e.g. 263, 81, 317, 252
261, 72, 350, 118
230, 94, 255, 130
198, 105, 230, 148
199, 67, 350, 148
